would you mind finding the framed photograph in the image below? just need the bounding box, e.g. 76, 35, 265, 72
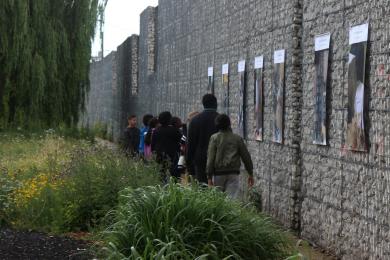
207, 66, 214, 94
222, 63, 229, 115
254, 56, 264, 141
272, 50, 285, 144
313, 33, 330, 145
238, 60, 246, 138
346, 23, 368, 152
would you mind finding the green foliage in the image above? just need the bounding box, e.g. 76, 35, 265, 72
0, 131, 160, 233
91, 122, 109, 140
101, 183, 292, 260
0, 0, 99, 128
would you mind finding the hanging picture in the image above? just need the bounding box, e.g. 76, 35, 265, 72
272, 50, 285, 144
208, 66, 214, 94
346, 23, 368, 152
238, 60, 246, 138
254, 56, 264, 141
313, 33, 331, 145
222, 63, 229, 115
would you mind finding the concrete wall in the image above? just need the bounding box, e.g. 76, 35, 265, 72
85, 1, 390, 258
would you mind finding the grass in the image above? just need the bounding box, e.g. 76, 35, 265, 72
0, 129, 329, 259
0, 130, 160, 232
101, 182, 292, 259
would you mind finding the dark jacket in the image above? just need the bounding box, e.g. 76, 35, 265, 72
206, 129, 253, 179
186, 109, 219, 175
123, 127, 140, 156
151, 125, 182, 163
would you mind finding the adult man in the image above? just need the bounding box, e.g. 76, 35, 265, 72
187, 94, 219, 183
123, 115, 140, 157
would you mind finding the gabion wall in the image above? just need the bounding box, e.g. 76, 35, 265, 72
86, 1, 390, 258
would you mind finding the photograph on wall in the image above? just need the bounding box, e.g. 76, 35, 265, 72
222, 63, 229, 115
313, 33, 331, 146
272, 50, 285, 144
254, 56, 264, 141
346, 23, 368, 152
208, 66, 214, 94
238, 60, 246, 138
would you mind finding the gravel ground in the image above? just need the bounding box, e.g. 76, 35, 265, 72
0, 228, 95, 260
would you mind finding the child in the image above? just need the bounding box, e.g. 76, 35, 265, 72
139, 114, 153, 155
123, 115, 140, 157
144, 117, 159, 159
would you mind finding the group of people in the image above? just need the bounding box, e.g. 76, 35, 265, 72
122, 94, 254, 199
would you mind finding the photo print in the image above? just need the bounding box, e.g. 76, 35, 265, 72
272, 50, 285, 144
222, 63, 229, 115
238, 60, 246, 138
313, 33, 331, 145
346, 23, 368, 152
254, 56, 264, 141
207, 66, 214, 94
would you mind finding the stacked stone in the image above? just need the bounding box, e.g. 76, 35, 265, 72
300, 0, 390, 259
82, 52, 116, 140
86, 0, 390, 258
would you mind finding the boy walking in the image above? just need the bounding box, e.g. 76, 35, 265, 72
123, 115, 140, 157
206, 114, 254, 199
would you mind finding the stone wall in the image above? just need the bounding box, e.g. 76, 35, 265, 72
150, 0, 306, 231
82, 51, 116, 138
86, 1, 390, 258
83, 35, 138, 142
115, 35, 139, 140
300, 1, 390, 259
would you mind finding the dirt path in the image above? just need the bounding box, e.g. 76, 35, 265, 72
0, 228, 94, 260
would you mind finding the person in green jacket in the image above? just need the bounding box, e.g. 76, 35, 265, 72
206, 114, 254, 199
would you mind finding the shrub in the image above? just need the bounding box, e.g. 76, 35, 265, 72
0, 131, 160, 232
102, 183, 291, 259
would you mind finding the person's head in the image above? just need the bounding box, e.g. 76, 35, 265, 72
202, 94, 217, 109
158, 111, 172, 126
127, 115, 137, 127
215, 114, 231, 131
148, 117, 159, 129
171, 116, 182, 129
142, 114, 153, 127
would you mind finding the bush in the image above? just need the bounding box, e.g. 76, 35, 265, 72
102, 183, 291, 259
91, 122, 109, 140
0, 131, 160, 232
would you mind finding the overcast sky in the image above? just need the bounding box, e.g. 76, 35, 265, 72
91, 0, 158, 57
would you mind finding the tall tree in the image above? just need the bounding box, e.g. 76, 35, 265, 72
0, 0, 99, 128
